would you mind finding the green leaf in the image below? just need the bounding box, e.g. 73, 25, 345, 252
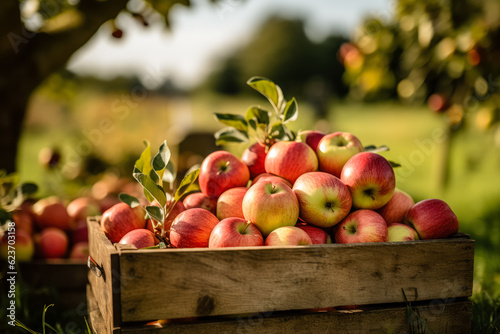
281, 98, 298, 124
119, 193, 141, 208
133, 168, 167, 207
163, 160, 176, 185
214, 113, 248, 132
20, 183, 38, 196
245, 106, 270, 128
364, 145, 390, 153
149, 169, 160, 184
152, 140, 171, 172
135, 141, 153, 176
389, 160, 402, 168
269, 122, 285, 139
174, 168, 200, 201
247, 77, 283, 109
145, 205, 164, 223
214, 127, 249, 146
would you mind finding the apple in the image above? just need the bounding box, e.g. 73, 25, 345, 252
12, 210, 34, 235
316, 132, 364, 177
72, 219, 89, 243
119, 229, 156, 249
70, 242, 89, 260
1, 230, 34, 262
37, 227, 68, 259
67, 197, 100, 221
101, 203, 146, 243
242, 180, 300, 236
298, 130, 325, 152
199, 151, 250, 198
33, 196, 72, 230
169, 208, 219, 248
334, 210, 388, 244
217, 187, 248, 220
265, 226, 312, 246
387, 223, 419, 242
340, 152, 395, 210
241, 142, 267, 179
252, 173, 292, 188
376, 188, 415, 226
209, 217, 264, 248
404, 199, 459, 240
183, 192, 217, 215
296, 224, 332, 244
292, 172, 352, 228
265, 141, 318, 184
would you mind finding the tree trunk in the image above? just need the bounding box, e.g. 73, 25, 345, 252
0, 95, 28, 173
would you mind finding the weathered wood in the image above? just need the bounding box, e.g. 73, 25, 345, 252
117, 238, 474, 322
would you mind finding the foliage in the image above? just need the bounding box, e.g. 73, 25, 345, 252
0, 171, 38, 224
471, 290, 500, 334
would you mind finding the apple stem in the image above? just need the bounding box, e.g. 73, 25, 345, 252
241, 221, 251, 234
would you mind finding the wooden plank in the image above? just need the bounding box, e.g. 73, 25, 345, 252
87, 284, 112, 334
118, 238, 474, 322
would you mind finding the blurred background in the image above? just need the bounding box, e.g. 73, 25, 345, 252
1, 0, 499, 332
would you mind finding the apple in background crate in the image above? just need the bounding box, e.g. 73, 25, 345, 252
33, 196, 72, 230
37, 227, 68, 259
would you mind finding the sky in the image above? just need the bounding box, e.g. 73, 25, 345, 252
67, 0, 393, 89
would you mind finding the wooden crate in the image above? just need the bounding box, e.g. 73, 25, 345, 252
86, 216, 474, 333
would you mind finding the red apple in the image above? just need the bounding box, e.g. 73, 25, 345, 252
242, 180, 300, 236
69, 242, 89, 260
12, 210, 34, 235
241, 142, 267, 179
33, 196, 72, 230
1, 229, 34, 262
199, 151, 250, 198
101, 203, 146, 243
209, 218, 264, 248
119, 229, 156, 249
72, 219, 89, 243
340, 152, 395, 210
376, 189, 415, 226
334, 210, 388, 244
169, 208, 219, 248
265, 141, 318, 184
252, 173, 292, 188
216, 187, 248, 220
37, 227, 68, 259
265, 226, 312, 246
293, 172, 352, 228
298, 130, 325, 152
296, 224, 332, 244
183, 192, 217, 215
316, 132, 364, 177
387, 223, 419, 242
404, 199, 459, 240
67, 197, 100, 221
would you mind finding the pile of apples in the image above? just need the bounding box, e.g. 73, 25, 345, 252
100, 130, 459, 250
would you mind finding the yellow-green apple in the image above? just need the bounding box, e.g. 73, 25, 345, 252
169, 208, 219, 248
69, 242, 89, 260
334, 210, 388, 244
199, 151, 250, 198
67, 197, 100, 221
292, 172, 352, 228
101, 203, 147, 243
316, 132, 364, 177
72, 220, 89, 243
340, 152, 395, 210
37, 227, 68, 258
217, 187, 248, 220
33, 196, 72, 230
404, 199, 459, 240
241, 142, 267, 179
119, 229, 156, 249
183, 192, 217, 215
242, 180, 299, 236
296, 224, 332, 244
1, 230, 34, 262
264, 141, 318, 184
209, 218, 264, 248
387, 223, 419, 242
265, 226, 312, 246
298, 130, 325, 152
376, 188, 414, 225
12, 210, 33, 235
252, 173, 292, 188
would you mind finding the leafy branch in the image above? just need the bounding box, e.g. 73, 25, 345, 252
0, 171, 38, 225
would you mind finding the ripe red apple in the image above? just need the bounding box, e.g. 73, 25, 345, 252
69, 242, 89, 260
209, 218, 264, 248
298, 130, 325, 152
316, 132, 364, 177
404, 199, 459, 240
265, 226, 312, 246
169, 208, 219, 248
12, 210, 34, 235
334, 210, 388, 244
101, 203, 146, 243
199, 151, 250, 198
387, 223, 419, 242
241, 142, 267, 179
67, 197, 100, 221
296, 224, 332, 244
376, 188, 414, 226
37, 227, 68, 259
217, 187, 248, 220
72, 219, 89, 243
183, 192, 217, 215
252, 173, 292, 188
340, 152, 395, 210
33, 196, 72, 230
265, 141, 318, 184
242, 180, 300, 236
292, 172, 352, 228
119, 229, 156, 249
1, 229, 34, 262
